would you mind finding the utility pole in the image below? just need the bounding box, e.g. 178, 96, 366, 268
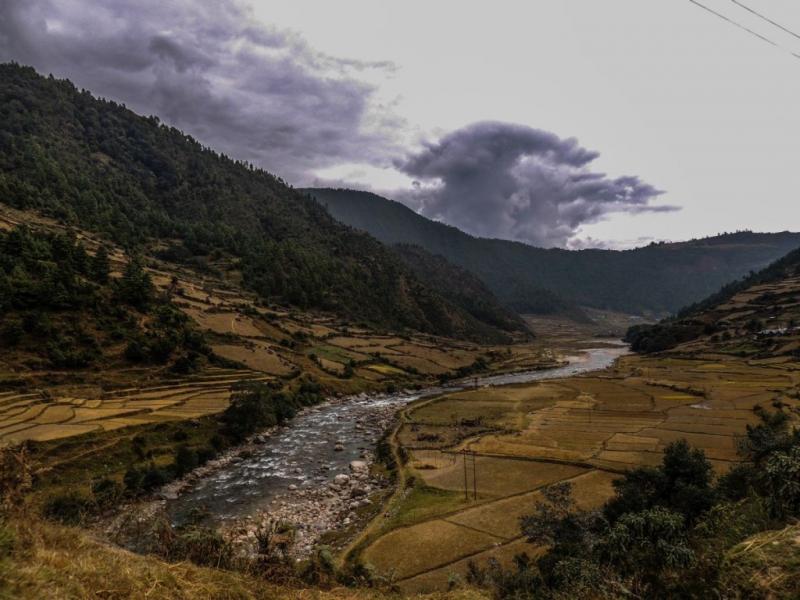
472, 450, 477, 501
462, 449, 469, 501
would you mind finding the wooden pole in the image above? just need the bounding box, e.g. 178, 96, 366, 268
463, 449, 468, 501
472, 451, 477, 500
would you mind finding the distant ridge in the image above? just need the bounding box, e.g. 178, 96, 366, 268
306, 187, 800, 316
626, 245, 800, 354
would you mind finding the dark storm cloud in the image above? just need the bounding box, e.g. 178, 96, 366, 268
0, 0, 399, 182
396, 122, 675, 248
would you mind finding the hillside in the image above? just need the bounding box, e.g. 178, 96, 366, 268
0, 225, 213, 377
626, 246, 800, 355
0, 514, 487, 600
307, 188, 800, 316
0, 63, 516, 343
392, 244, 529, 337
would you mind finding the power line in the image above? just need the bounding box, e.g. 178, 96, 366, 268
731, 0, 800, 42
688, 0, 800, 60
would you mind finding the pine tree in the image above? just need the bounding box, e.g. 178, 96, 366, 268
117, 257, 153, 309
90, 246, 110, 284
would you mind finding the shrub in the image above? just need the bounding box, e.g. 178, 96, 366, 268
123, 467, 144, 493
141, 465, 170, 491
1, 319, 23, 345
91, 477, 123, 508
764, 446, 800, 518
42, 491, 93, 524
174, 446, 198, 476
172, 526, 233, 568
196, 446, 217, 465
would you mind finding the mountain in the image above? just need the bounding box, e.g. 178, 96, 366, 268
392, 244, 529, 336
626, 245, 800, 355
0, 63, 520, 342
306, 188, 800, 316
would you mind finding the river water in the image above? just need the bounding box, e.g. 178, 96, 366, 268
167, 344, 627, 525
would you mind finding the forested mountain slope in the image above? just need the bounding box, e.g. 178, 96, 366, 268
0, 63, 520, 342
626, 246, 800, 354
0, 226, 208, 373
307, 188, 800, 316
392, 244, 529, 335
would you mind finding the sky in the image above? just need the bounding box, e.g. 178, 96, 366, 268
1, 0, 798, 248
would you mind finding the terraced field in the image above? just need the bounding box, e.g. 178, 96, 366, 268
0, 368, 271, 445
358, 353, 800, 592
0, 204, 557, 448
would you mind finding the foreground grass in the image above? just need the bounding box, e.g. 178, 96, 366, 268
0, 516, 488, 600
720, 522, 800, 599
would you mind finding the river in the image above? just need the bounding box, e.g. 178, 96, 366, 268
167, 344, 627, 526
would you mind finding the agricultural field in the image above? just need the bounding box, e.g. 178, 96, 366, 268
0, 368, 271, 445
356, 352, 800, 592
0, 204, 558, 449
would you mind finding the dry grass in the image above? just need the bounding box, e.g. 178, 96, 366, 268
720, 523, 800, 599
446, 470, 616, 540
211, 343, 293, 375
412, 454, 586, 498
360, 351, 800, 591
361, 520, 503, 580
0, 516, 488, 600
399, 538, 539, 594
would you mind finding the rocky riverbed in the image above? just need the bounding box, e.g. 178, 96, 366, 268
224, 457, 384, 557
163, 345, 628, 559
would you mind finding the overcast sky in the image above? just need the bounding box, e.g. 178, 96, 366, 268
2, 0, 798, 248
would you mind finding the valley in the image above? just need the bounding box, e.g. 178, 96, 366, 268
0, 61, 798, 600
0, 203, 551, 448
2, 199, 799, 599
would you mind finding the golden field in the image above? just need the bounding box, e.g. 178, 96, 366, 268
356, 352, 800, 592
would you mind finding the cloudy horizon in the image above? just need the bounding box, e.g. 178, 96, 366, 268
1, 0, 797, 249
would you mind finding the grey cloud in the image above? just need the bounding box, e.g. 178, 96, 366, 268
397, 121, 675, 248
0, 0, 399, 182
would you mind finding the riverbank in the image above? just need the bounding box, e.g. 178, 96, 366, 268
158, 344, 627, 560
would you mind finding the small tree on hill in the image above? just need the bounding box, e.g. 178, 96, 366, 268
90, 245, 110, 284
117, 257, 153, 309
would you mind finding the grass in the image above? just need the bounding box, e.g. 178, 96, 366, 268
720, 523, 800, 599
412, 454, 586, 498
0, 515, 490, 600
383, 484, 469, 531
398, 538, 537, 594
361, 520, 502, 581
211, 344, 293, 376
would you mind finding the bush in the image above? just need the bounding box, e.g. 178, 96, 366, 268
220, 382, 323, 443
174, 446, 198, 476
1, 319, 23, 345
123, 467, 144, 493
196, 446, 217, 465
764, 446, 800, 518
141, 465, 170, 491
91, 477, 123, 507
42, 491, 93, 524
172, 526, 233, 568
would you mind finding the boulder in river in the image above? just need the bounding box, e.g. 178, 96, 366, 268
349, 460, 368, 473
